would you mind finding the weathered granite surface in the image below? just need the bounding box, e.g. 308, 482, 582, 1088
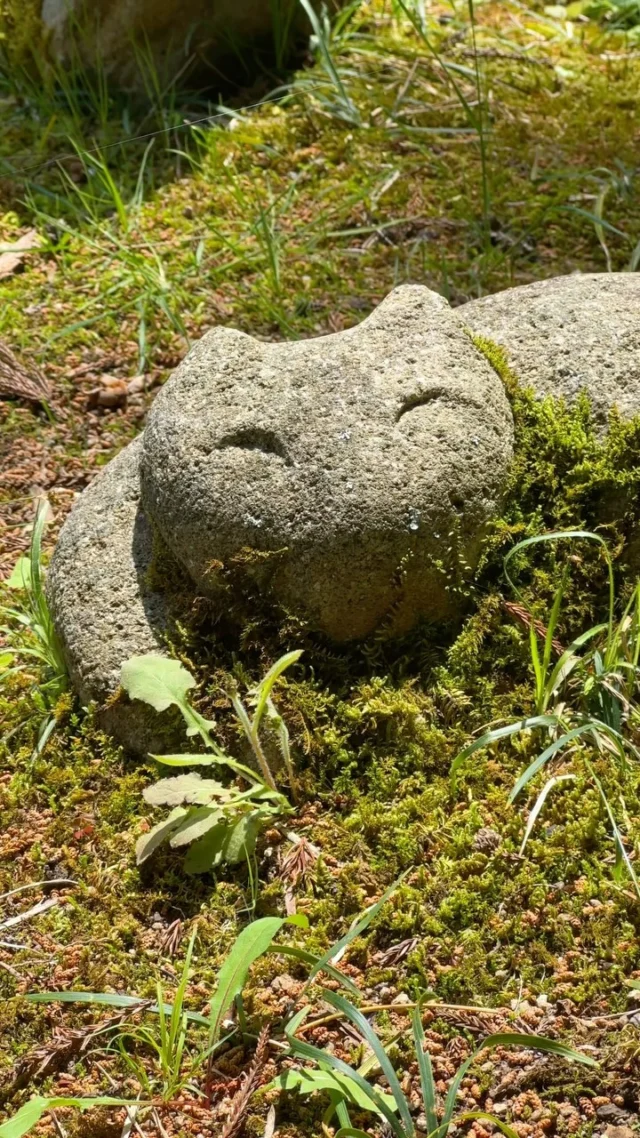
48, 283, 515, 750
460, 273, 640, 427
46, 438, 180, 754
52, 272, 640, 753
141, 285, 514, 641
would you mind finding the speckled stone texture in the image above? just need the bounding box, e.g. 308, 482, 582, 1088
460, 273, 640, 428
48, 283, 519, 751
46, 438, 180, 754
140, 284, 514, 641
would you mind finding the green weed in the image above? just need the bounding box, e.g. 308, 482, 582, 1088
277, 996, 596, 1138
1, 503, 68, 757
453, 530, 640, 895
292, 0, 362, 125
7, 915, 302, 1132
120, 651, 302, 882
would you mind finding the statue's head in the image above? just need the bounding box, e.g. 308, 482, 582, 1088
140, 285, 513, 639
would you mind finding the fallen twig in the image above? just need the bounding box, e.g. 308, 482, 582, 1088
51, 1112, 68, 1138
0, 879, 76, 903
0, 959, 21, 980
297, 999, 510, 1035
0, 897, 58, 930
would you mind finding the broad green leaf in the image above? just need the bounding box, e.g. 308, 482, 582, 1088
169, 806, 224, 848
286, 913, 310, 929
184, 812, 261, 874
143, 773, 231, 807
120, 655, 195, 713
222, 812, 260, 863
208, 916, 289, 1047
135, 806, 189, 864
289, 1036, 405, 1138
0, 1097, 135, 1138
5, 556, 31, 591
183, 820, 230, 874
273, 1068, 397, 1117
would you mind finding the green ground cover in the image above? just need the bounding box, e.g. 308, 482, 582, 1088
1, 2, 640, 1135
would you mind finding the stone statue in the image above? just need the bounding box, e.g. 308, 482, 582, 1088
47, 274, 640, 750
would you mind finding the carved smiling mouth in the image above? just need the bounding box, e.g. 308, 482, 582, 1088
217, 426, 292, 466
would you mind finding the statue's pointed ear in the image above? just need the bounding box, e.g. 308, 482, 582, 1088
358, 284, 451, 335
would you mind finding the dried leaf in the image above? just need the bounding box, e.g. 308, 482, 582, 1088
279, 836, 319, 886
0, 228, 41, 279
159, 918, 183, 957
504, 600, 564, 656
8, 1005, 147, 1092
374, 936, 419, 967
221, 1026, 270, 1138
0, 339, 50, 404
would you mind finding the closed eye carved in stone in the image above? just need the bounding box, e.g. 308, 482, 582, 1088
217, 427, 291, 465
395, 388, 450, 423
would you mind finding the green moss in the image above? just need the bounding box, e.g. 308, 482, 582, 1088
0, 1, 42, 66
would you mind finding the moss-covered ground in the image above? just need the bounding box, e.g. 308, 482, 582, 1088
1, 2, 640, 1135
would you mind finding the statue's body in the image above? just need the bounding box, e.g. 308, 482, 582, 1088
47, 275, 640, 751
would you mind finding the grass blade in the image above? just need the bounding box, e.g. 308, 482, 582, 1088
321, 990, 414, 1135
411, 1005, 438, 1136
307, 873, 406, 986
288, 1035, 405, 1138
451, 716, 560, 784
519, 774, 576, 854
208, 917, 288, 1048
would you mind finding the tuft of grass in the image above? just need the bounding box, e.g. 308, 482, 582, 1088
278, 992, 596, 1138
1, 502, 68, 757
453, 530, 640, 895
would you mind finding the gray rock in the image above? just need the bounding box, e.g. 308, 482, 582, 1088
37, 0, 344, 92
472, 827, 501, 854
141, 284, 514, 641
459, 273, 640, 427
46, 437, 180, 754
